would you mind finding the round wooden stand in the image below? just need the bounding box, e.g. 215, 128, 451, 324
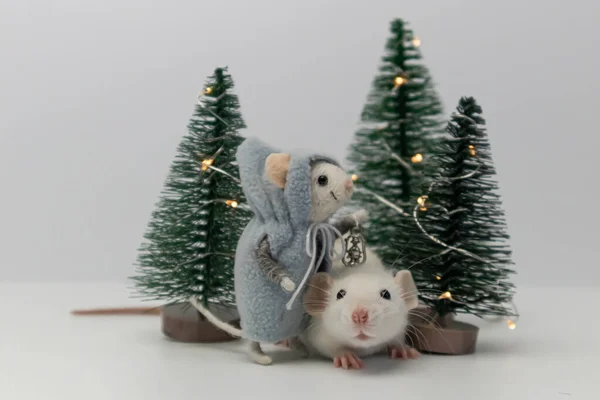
161, 302, 240, 343
406, 306, 479, 355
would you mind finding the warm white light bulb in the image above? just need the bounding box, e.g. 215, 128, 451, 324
411, 153, 423, 163
412, 37, 421, 47
468, 145, 476, 156
439, 291, 452, 300
351, 174, 358, 182
507, 320, 516, 330
201, 159, 213, 171
204, 87, 213, 94
394, 76, 406, 87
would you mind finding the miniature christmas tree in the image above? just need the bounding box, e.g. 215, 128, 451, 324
408, 96, 517, 321
347, 18, 446, 267
131, 67, 251, 312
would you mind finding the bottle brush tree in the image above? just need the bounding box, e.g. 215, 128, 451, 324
408, 96, 517, 321
347, 18, 446, 267
131, 67, 252, 311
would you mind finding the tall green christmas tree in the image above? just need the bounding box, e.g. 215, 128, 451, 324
131, 67, 252, 308
347, 18, 446, 267
407, 97, 516, 319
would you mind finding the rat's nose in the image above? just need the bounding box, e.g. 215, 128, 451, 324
351, 308, 369, 325
344, 178, 353, 193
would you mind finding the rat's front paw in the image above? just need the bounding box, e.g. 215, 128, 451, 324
281, 277, 296, 292
333, 352, 363, 370
388, 345, 420, 360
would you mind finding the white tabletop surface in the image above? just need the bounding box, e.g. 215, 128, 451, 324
0, 283, 598, 400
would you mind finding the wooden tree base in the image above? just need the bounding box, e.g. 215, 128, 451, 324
406, 306, 479, 355
161, 302, 240, 343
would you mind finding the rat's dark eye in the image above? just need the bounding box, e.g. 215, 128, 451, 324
380, 289, 391, 300
317, 175, 328, 186
336, 289, 346, 300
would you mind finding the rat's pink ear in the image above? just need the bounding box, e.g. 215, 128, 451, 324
394, 270, 419, 310
265, 153, 291, 188
303, 272, 333, 316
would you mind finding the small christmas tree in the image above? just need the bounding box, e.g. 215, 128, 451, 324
132, 67, 251, 311
408, 96, 517, 320
347, 18, 446, 267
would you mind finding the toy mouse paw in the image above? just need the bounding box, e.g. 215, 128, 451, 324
352, 209, 368, 224
280, 277, 296, 292
388, 345, 420, 360
333, 352, 363, 370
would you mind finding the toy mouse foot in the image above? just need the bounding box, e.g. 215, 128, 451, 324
333, 352, 363, 369
280, 277, 296, 292
248, 341, 273, 366
276, 339, 290, 348
388, 345, 420, 360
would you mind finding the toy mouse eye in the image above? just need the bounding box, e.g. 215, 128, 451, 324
380, 289, 391, 300
336, 289, 346, 300
317, 175, 328, 186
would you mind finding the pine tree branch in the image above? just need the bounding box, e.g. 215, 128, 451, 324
175, 252, 236, 269
379, 138, 416, 175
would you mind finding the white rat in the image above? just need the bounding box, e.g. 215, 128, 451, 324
297, 245, 420, 369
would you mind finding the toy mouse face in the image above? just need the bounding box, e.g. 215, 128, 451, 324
310, 161, 354, 222
304, 270, 419, 349
265, 154, 354, 222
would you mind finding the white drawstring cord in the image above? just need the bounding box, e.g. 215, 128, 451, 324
285, 222, 345, 310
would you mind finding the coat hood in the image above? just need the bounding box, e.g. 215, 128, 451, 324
236, 137, 340, 253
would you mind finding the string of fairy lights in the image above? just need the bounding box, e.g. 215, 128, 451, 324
351, 37, 519, 330
193, 45, 519, 330
196, 88, 243, 209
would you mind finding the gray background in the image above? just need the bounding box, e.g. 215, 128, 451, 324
1, 0, 597, 285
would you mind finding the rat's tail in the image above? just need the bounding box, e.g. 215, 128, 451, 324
188, 296, 243, 337
71, 307, 161, 316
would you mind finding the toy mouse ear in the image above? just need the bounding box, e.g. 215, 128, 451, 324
265, 153, 291, 188
303, 272, 333, 316
394, 270, 419, 310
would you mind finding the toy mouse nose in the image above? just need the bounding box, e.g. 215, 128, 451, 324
344, 178, 353, 193
351, 308, 369, 325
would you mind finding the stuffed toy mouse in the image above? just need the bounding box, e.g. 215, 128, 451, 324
189, 137, 366, 365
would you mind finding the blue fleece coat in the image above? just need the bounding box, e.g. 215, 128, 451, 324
234, 137, 341, 343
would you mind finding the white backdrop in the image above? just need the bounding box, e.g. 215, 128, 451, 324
1, 0, 598, 285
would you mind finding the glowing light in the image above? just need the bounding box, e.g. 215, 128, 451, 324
412, 37, 421, 47
468, 145, 476, 156
201, 159, 213, 171
351, 174, 358, 182
507, 320, 516, 330
435, 275, 441, 280
394, 76, 406, 87
417, 195, 428, 206
411, 153, 423, 163
226, 200, 238, 208
439, 291, 452, 300
204, 87, 213, 94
